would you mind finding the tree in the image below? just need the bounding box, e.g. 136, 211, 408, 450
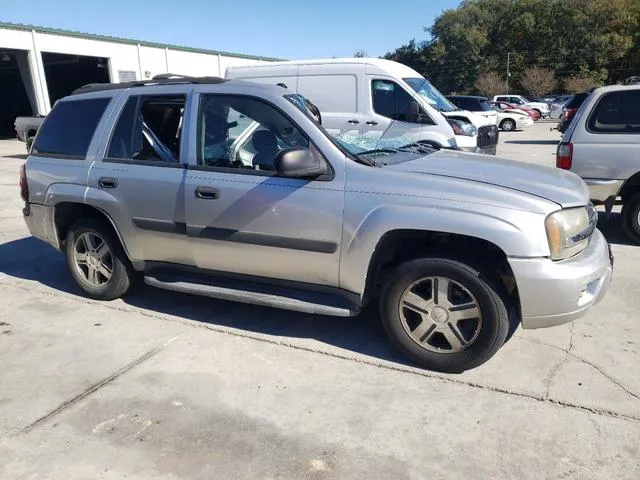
382, 0, 640, 94
520, 67, 556, 97
354, 50, 367, 58
475, 71, 504, 97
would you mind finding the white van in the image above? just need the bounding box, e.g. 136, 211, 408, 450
226, 58, 499, 154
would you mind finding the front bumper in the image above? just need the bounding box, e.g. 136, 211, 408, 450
517, 117, 534, 128
508, 229, 613, 329
584, 179, 623, 204
458, 145, 498, 155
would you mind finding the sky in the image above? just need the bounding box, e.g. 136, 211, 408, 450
1, 0, 460, 59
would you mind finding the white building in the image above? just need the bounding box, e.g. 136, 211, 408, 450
0, 22, 279, 137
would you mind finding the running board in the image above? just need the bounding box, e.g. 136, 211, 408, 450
144, 274, 360, 317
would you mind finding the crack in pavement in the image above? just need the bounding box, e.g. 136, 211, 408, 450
521, 335, 640, 403
18, 336, 177, 435
544, 322, 576, 399
5, 279, 640, 424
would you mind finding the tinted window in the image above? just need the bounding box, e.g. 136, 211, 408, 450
197, 94, 308, 172
33, 98, 110, 158
566, 92, 589, 109
448, 97, 475, 110
478, 99, 493, 112
372, 79, 432, 123
106, 95, 185, 162
587, 91, 640, 133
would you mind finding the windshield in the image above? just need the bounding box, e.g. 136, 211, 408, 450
404, 77, 458, 113
335, 133, 438, 165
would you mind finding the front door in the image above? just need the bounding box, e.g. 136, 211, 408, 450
183, 92, 344, 286
88, 88, 193, 265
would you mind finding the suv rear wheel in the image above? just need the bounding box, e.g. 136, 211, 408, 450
621, 192, 640, 244
380, 258, 509, 373
65, 218, 134, 300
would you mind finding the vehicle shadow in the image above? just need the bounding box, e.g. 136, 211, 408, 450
503, 140, 559, 145
597, 211, 636, 246
0, 236, 409, 367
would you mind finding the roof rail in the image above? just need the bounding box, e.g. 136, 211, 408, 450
70, 75, 226, 95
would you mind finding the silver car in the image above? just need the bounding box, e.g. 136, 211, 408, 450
557, 84, 640, 242
20, 75, 613, 372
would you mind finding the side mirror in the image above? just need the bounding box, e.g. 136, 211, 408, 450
406, 100, 421, 122
275, 147, 327, 179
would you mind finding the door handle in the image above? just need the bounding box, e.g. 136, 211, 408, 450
347, 119, 360, 124
98, 177, 118, 189
366, 121, 378, 125
195, 186, 220, 200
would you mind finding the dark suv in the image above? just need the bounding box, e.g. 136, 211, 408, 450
446, 96, 498, 125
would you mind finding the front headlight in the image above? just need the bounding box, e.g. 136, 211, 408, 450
447, 118, 477, 137
545, 205, 597, 260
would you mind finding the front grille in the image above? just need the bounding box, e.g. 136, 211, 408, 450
477, 125, 499, 147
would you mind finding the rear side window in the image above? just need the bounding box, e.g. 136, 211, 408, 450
32, 98, 110, 158
106, 95, 185, 163
587, 91, 640, 134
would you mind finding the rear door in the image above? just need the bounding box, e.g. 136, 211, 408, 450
87, 86, 194, 265
569, 89, 640, 180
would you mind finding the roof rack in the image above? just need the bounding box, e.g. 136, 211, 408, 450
70, 74, 226, 95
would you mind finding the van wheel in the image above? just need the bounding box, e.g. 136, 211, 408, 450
26, 136, 34, 152
500, 119, 515, 131
621, 193, 640, 244
65, 218, 134, 300
380, 258, 509, 373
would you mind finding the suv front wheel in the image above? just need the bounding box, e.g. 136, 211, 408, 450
65, 218, 134, 300
380, 258, 509, 373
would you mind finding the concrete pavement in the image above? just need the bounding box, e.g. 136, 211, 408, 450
1, 130, 639, 479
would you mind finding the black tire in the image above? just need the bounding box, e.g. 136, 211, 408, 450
65, 218, 134, 300
532, 109, 542, 118
26, 136, 34, 152
380, 258, 509, 373
621, 192, 640, 244
500, 119, 516, 131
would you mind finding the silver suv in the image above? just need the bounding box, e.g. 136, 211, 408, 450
20, 75, 613, 372
556, 84, 640, 242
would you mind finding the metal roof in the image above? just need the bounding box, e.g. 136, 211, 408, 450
0, 21, 283, 62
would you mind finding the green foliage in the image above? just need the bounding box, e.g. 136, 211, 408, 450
383, 0, 640, 94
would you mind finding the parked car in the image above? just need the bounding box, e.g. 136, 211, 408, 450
557, 84, 640, 242
557, 92, 590, 133
490, 101, 540, 121
20, 75, 612, 372
491, 105, 533, 131
14, 115, 45, 151
549, 95, 573, 120
226, 58, 500, 155
492, 95, 550, 118
446, 95, 498, 125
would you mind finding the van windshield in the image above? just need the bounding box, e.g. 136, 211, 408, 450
404, 78, 458, 113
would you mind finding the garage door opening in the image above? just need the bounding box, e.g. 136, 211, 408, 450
42, 52, 110, 106
0, 49, 37, 138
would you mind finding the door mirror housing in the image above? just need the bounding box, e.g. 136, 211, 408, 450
275, 147, 327, 179
406, 100, 421, 122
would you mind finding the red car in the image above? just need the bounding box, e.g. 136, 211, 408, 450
490, 101, 540, 121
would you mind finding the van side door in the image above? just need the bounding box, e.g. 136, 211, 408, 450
295, 65, 362, 137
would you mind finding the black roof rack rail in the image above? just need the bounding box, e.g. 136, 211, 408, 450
70, 75, 227, 95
